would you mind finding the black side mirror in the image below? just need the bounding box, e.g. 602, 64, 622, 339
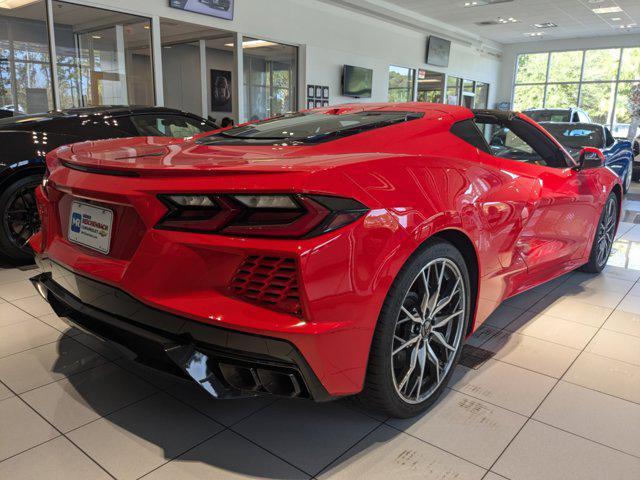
576, 147, 605, 170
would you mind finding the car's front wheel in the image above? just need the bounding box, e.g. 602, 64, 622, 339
0, 175, 41, 263
357, 239, 470, 418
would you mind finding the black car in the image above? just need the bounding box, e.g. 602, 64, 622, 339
0, 105, 217, 262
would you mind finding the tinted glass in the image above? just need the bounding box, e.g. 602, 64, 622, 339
200, 110, 422, 144
131, 114, 211, 137
541, 123, 604, 149
525, 110, 571, 122
451, 119, 489, 152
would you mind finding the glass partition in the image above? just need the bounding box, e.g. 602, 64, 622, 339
0, 1, 53, 114
446, 76, 462, 105
243, 37, 297, 121
417, 70, 444, 103
52, 1, 154, 109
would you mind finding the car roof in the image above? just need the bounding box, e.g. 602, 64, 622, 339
312, 102, 475, 122
0, 106, 195, 129
539, 121, 604, 129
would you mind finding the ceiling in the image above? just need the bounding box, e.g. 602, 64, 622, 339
324, 0, 640, 44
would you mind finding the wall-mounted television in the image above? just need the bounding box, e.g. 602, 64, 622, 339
342, 65, 373, 98
426, 36, 451, 67
169, 0, 234, 20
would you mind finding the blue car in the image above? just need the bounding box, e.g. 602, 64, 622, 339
540, 122, 634, 193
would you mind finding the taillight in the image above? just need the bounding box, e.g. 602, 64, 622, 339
156, 193, 367, 238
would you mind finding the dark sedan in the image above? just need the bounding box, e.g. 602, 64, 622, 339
0, 106, 217, 262
540, 122, 634, 193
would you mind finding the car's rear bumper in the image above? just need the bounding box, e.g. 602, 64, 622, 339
31, 257, 333, 401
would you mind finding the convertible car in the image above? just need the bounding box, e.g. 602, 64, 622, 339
538, 122, 634, 193
0, 106, 217, 262
29, 104, 621, 418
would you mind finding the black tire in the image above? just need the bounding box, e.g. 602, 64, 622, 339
579, 192, 618, 273
0, 175, 41, 263
357, 239, 471, 418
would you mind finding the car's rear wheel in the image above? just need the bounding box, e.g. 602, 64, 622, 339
580, 192, 618, 273
0, 175, 41, 263
357, 239, 470, 418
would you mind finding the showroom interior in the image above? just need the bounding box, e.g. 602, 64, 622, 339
0, 0, 639, 479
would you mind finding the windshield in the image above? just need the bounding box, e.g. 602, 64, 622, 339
541, 123, 604, 149
198, 110, 423, 145
525, 110, 571, 123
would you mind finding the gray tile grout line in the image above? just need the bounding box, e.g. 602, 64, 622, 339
479, 267, 640, 476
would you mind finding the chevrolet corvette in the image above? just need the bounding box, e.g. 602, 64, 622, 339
30, 104, 621, 418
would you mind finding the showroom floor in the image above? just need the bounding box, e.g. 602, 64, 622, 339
0, 186, 639, 480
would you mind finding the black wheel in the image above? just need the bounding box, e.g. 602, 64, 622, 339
0, 175, 41, 263
357, 239, 470, 418
580, 192, 618, 273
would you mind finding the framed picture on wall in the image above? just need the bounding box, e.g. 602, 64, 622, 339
322, 86, 329, 99
315, 100, 323, 108
211, 69, 232, 112
169, 0, 234, 21
314, 86, 323, 98
322, 100, 329, 107
307, 99, 315, 109
307, 85, 316, 97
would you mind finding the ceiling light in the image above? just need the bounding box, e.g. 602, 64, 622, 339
143, 25, 150, 29
0, 0, 38, 8
91, 35, 101, 39
524, 32, 545, 37
592, 6, 623, 14
533, 22, 557, 28
224, 40, 277, 49
462, 0, 513, 6
619, 23, 637, 29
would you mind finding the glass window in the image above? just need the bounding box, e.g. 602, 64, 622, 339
446, 76, 462, 105
545, 83, 579, 109
0, 1, 53, 114
582, 49, 620, 82
131, 114, 211, 137
619, 48, 640, 81
542, 124, 604, 149
513, 84, 544, 111
243, 38, 297, 122
474, 82, 489, 110
417, 70, 444, 103
579, 82, 616, 124
200, 110, 422, 145
548, 51, 583, 83
612, 81, 640, 137
52, 2, 154, 109
388, 66, 415, 102
515, 53, 548, 84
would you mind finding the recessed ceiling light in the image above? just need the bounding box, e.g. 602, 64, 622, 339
143, 25, 150, 29
463, 0, 513, 6
224, 40, 278, 49
592, 6, 623, 14
533, 22, 557, 28
619, 23, 637, 29
524, 32, 545, 37
91, 35, 101, 39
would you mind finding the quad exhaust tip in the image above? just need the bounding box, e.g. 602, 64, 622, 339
219, 363, 303, 398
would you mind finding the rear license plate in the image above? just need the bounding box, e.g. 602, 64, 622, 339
68, 201, 113, 254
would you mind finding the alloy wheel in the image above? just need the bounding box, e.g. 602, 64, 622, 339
595, 197, 617, 268
391, 258, 466, 404
3, 184, 39, 253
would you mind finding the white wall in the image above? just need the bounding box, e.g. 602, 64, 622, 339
497, 34, 640, 107
65, 0, 504, 114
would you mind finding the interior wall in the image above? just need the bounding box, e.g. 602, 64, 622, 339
205, 47, 234, 122
162, 43, 202, 115
72, 0, 504, 109
497, 33, 640, 108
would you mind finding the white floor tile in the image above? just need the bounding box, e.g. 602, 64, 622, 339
564, 351, 640, 404
493, 420, 640, 480
0, 302, 33, 327
37, 313, 82, 336
143, 429, 307, 480
0, 436, 111, 480
0, 268, 38, 286
450, 359, 556, 415
318, 424, 485, 480
482, 330, 580, 378
503, 311, 598, 349
0, 380, 13, 401
11, 295, 55, 317
0, 336, 107, 394
564, 272, 635, 293
0, 318, 62, 358
68, 393, 223, 480
617, 294, 640, 315
0, 280, 39, 302
603, 309, 640, 337
387, 389, 527, 468
20, 362, 157, 432
585, 329, 640, 366
72, 333, 125, 360
545, 284, 626, 309
534, 381, 640, 457
483, 305, 525, 329
0, 396, 59, 461
233, 398, 379, 475
528, 296, 613, 327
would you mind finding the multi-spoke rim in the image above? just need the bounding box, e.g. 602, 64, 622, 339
391, 258, 466, 404
595, 197, 617, 268
3, 183, 39, 253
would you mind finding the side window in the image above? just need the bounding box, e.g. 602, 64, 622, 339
450, 119, 490, 152
571, 111, 580, 122
474, 116, 568, 168
579, 111, 591, 123
604, 127, 615, 147
131, 115, 209, 138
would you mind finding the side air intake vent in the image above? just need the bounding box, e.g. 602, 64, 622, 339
229, 256, 301, 316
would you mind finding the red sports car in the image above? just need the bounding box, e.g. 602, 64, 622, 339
30, 104, 620, 418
